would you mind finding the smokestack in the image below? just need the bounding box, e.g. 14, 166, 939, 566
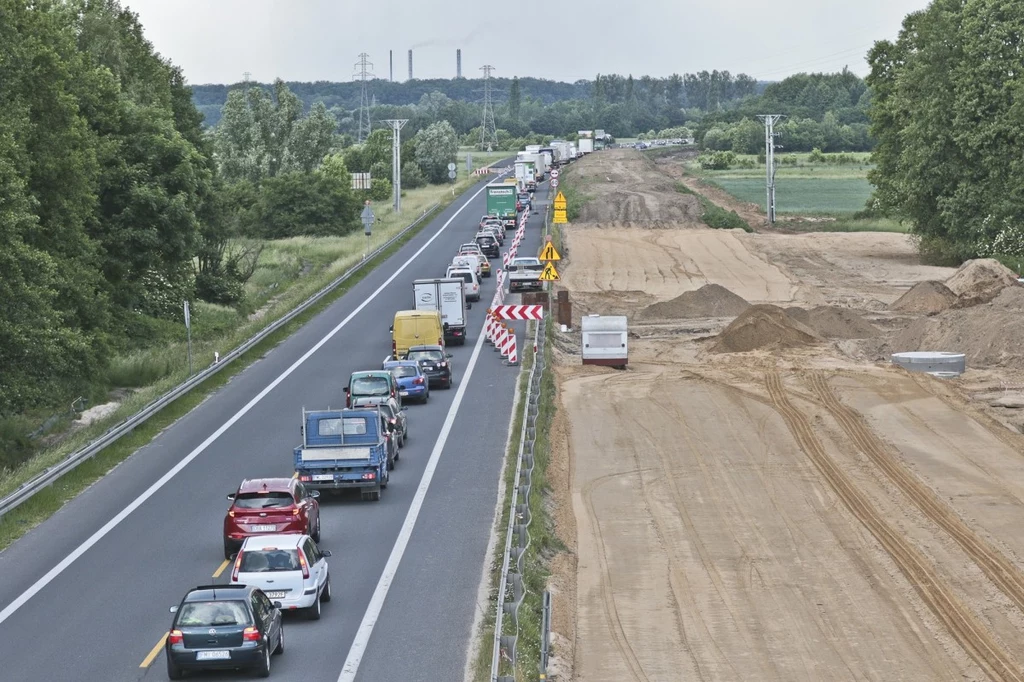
408, 49, 413, 80
389, 50, 393, 81
457, 49, 462, 78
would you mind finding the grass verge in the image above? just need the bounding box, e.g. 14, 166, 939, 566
675, 182, 750, 231
0, 164, 503, 552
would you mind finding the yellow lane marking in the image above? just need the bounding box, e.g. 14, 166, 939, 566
140, 633, 167, 668
212, 559, 230, 579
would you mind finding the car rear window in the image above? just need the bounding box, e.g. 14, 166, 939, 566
452, 272, 472, 284
391, 366, 418, 378
234, 492, 292, 509
177, 600, 250, 627
240, 549, 301, 573
408, 350, 444, 362
352, 377, 389, 395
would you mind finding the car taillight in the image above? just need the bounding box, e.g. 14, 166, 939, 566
362, 472, 376, 480
168, 629, 183, 645
228, 510, 235, 517
242, 627, 261, 642
298, 551, 310, 579
292, 508, 301, 516
438, 338, 443, 346
299, 474, 311, 482
392, 340, 397, 355
414, 377, 424, 385
389, 418, 396, 424
231, 551, 243, 582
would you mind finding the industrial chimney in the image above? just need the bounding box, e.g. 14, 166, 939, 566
389, 50, 393, 81
456, 49, 462, 78
408, 50, 413, 80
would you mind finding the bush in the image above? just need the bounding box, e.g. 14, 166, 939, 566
401, 162, 427, 189
702, 204, 749, 230
698, 151, 736, 170
369, 177, 393, 202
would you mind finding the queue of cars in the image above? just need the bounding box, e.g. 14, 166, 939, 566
163, 174, 534, 680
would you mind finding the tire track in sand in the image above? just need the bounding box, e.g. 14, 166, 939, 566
581, 469, 656, 682
765, 370, 1024, 682
808, 372, 1024, 617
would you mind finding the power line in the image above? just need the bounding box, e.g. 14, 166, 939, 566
479, 65, 497, 152
757, 115, 785, 224
354, 53, 375, 144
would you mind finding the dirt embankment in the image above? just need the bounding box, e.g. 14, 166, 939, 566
539, 148, 1024, 682
565, 148, 703, 228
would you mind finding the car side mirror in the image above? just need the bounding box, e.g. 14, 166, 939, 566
226, 493, 236, 501
389, 324, 394, 332
466, 302, 472, 309
446, 353, 453, 359
321, 550, 333, 558
308, 490, 320, 499
169, 605, 179, 614
343, 386, 350, 394
273, 601, 282, 609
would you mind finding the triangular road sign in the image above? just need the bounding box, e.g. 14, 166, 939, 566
538, 261, 560, 281
554, 191, 566, 204
539, 242, 561, 261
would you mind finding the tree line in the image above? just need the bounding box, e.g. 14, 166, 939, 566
0, 0, 462, 430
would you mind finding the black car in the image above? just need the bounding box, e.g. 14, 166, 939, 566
475, 232, 500, 257
405, 344, 454, 389
166, 584, 283, 679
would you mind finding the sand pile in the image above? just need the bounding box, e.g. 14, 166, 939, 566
889, 281, 957, 314
639, 284, 750, 320
944, 258, 1019, 307
892, 286, 1024, 368
710, 305, 823, 353
785, 306, 879, 339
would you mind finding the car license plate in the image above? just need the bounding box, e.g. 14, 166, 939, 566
265, 591, 287, 599
312, 474, 334, 481
422, 365, 434, 370
197, 651, 230, 661
400, 390, 409, 396
250, 524, 276, 532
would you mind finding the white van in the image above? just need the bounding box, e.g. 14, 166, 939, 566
446, 266, 480, 301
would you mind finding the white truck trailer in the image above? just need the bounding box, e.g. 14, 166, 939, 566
581, 314, 628, 368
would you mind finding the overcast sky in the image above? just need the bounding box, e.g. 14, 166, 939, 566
123, 0, 932, 86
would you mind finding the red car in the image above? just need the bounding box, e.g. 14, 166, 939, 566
222, 478, 321, 560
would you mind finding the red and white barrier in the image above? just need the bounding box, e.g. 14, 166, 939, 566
492, 305, 544, 320
506, 333, 518, 364
501, 326, 517, 364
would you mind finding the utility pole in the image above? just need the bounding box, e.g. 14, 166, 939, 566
381, 119, 408, 212
480, 65, 498, 152
757, 115, 785, 224
354, 53, 374, 144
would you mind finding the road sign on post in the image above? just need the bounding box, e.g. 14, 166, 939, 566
360, 201, 375, 259
550, 169, 560, 179
553, 191, 567, 209
539, 242, 561, 261
539, 262, 560, 281
183, 300, 193, 376
553, 209, 567, 224
551, 178, 559, 189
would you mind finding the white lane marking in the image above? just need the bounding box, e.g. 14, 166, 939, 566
0, 175, 504, 627
337, 317, 490, 681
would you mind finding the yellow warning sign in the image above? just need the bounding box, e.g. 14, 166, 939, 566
553, 192, 567, 210
539, 261, 560, 281
553, 209, 568, 224
539, 242, 561, 261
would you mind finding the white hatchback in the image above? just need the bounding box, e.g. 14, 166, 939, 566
446, 266, 480, 301
231, 534, 332, 620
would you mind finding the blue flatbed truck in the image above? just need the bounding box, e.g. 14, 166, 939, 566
294, 408, 390, 501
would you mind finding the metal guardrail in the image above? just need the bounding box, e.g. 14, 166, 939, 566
490, 188, 554, 681
0, 203, 441, 519
491, 316, 546, 682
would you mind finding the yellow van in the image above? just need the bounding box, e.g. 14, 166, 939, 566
390, 310, 445, 358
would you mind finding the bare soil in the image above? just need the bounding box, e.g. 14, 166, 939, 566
544, 149, 1024, 682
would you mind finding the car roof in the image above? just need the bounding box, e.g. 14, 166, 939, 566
241, 533, 307, 551
183, 584, 254, 603
237, 478, 293, 495
352, 370, 392, 378
384, 360, 419, 369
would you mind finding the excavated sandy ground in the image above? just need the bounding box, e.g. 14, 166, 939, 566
545, 149, 1024, 682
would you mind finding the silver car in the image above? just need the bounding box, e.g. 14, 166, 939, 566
231, 534, 332, 620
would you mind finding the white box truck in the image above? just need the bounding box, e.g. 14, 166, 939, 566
514, 160, 534, 191
578, 138, 594, 154
413, 278, 469, 345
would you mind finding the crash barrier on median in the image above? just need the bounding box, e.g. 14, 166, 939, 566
491, 315, 546, 681
0, 200, 455, 519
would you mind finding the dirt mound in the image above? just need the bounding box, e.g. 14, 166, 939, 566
944, 258, 1019, 306
639, 284, 750, 320
786, 306, 879, 339
892, 300, 1024, 368
889, 280, 957, 314
710, 304, 824, 353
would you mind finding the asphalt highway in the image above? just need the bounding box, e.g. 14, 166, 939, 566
0, 167, 552, 681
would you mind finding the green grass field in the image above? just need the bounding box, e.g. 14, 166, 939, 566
711, 176, 875, 214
